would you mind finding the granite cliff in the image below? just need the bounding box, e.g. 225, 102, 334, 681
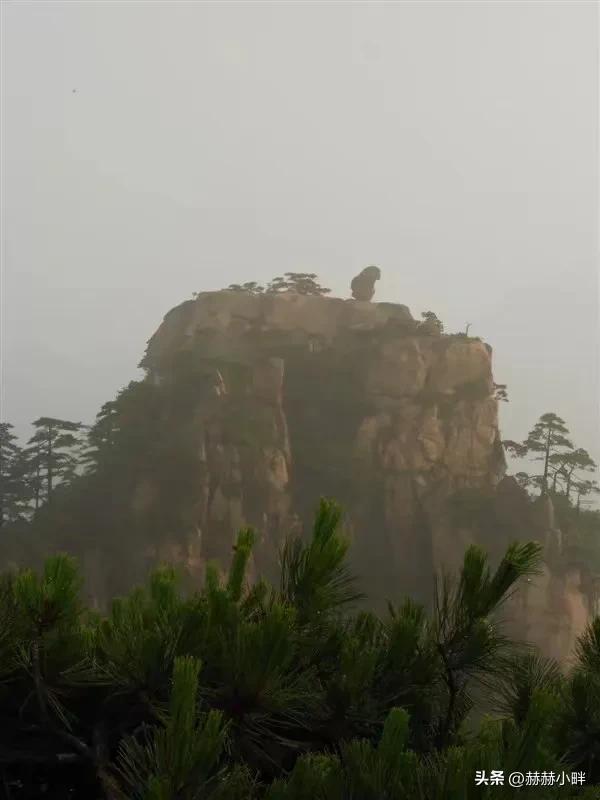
135, 292, 492, 589
4, 289, 595, 660
133, 290, 596, 658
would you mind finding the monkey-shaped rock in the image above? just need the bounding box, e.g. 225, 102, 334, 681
350, 266, 381, 301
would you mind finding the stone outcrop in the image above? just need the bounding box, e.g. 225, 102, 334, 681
134, 290, 596, 656
4, 288, 592, 661
350, 266, 381, 301
139, 290, 505, 601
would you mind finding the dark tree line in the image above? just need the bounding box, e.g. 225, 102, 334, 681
0, 419, 84, 526
0, 376, 220, 593
0, 499, 599, 798
0, 388, 156, 530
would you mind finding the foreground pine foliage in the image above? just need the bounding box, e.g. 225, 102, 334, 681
0, 499, 598, 798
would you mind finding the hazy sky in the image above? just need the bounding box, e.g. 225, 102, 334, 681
2, 1, 599, 473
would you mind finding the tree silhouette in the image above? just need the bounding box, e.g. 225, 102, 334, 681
504, 413, 574, 495
573, 478, 600, 513
420, 311, 444, 334
80, 401, 120, 473
493, 383, 509, 403
549, 448, 597, 499
227, 281, 265, 294
220, 273, 332, 296
0, 422, 30, 525
25, 417, 83, 505
267, 273, 331, 295
525, 413, 573, 493
502, 439, 528, 459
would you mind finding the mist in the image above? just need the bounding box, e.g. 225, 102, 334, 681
2, 0, 598, 464
2, 4, 600, 796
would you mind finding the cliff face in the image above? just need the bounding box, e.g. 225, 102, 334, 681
138, 291, 506, 601
2, 289, 593, 659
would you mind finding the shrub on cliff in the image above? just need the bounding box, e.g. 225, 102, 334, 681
419, 310, 444, 334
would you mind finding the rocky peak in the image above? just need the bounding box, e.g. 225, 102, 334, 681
139, 290, 506, 602
1, 287, 591, 662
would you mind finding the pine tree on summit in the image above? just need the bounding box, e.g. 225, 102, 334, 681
267, 272, 331, 295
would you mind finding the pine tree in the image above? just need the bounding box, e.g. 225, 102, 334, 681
430, 541, 542, 748
559, 617, 600, 783
23, 438, 45, 510
522, 413, 573, 494
267, 273, 331, 295
420, 311, 444, 334
80, 401, 119, 472
549, 448, 597, 500
573, 479, 600, 513
505, 414, 598, 509
0, 422, 30, 525
226, 281, 265, 294
493, 383, 509, 403
0, 498, 598, 797
25, 417, 83, 505
113, 656, 240, 799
